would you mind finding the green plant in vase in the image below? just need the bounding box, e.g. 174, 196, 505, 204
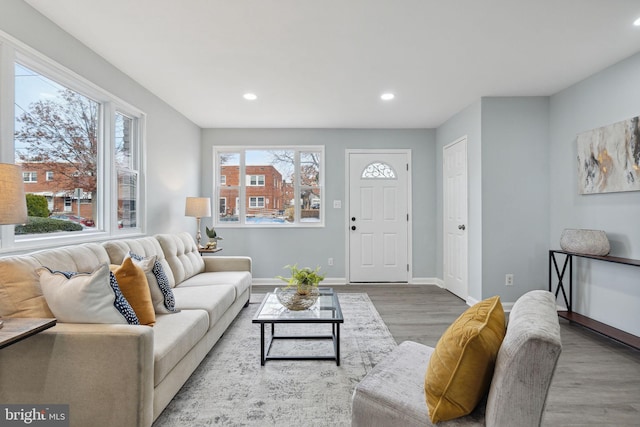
275, 264, 325, 310
277, 264, 325, 295
205, 226, 223, 249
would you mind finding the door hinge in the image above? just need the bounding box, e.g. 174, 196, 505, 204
407, 264, 410, 272
407, 213, 409, 221
406, 163, 409, 171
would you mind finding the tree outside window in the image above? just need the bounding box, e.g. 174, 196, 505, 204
15, 63, 99, 232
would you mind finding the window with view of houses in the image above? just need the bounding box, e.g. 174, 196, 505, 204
0, 37, 146, 249
214, 147, 324, 226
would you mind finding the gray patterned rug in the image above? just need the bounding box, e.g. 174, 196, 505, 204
153, 293, 397, 427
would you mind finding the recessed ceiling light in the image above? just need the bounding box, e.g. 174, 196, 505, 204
381, 93, 395, 101
634, 17, 640, 26
243, 93, 257, 101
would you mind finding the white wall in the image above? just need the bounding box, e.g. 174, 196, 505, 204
549, 51, 640, 336
480, 97, 550, 301
201, 128, 436, 280
0, 0, 201, 236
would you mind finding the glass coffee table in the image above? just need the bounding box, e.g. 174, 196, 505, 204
252, 287, 344, 366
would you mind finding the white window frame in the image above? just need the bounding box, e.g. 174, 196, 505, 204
247, 175, 265, 186
213, 145, 325, 228
249, 196, 265, 208
0, 31, 147, 253
22, 171, 37, 183
220, 175, 226, 185
46, 171, 54, 181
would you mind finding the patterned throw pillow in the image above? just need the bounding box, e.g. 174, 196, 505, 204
128, 251, 178, 314
37, 263, 139, 325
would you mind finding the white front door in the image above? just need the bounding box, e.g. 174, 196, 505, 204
443, 137, 468, 300
348, 151, 410, 282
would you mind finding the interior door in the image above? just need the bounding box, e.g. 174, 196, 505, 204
443, 137, 468, 299
348, 151, 409, 282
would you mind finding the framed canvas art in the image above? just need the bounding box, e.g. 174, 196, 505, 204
576, 116, 640, 194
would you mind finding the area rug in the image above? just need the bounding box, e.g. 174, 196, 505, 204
153, 293, 397, 427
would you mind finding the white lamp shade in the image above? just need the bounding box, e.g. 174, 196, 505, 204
185, 197, 211, 218
0, 163, 28, 225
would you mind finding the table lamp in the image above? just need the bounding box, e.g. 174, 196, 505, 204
185, 197, 211, 247
0, 163, 28, 329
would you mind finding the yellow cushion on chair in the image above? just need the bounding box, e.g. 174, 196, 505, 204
425, 295, 506, 423
110, 257, 156, 326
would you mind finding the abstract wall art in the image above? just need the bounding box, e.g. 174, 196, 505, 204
576, 115, 640, 194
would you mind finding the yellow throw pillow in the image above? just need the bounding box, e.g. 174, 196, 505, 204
110, 258, 156, 326
425, 295, 506, 423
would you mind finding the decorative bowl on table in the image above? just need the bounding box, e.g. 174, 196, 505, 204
275, 287, 320, 311
275, 264, 325, 310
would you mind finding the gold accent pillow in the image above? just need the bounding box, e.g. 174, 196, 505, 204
110, 258, 155, 326
425, 295, 506, 423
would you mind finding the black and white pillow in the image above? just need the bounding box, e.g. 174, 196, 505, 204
37, 263, 139, 325
128, 252, 178, 313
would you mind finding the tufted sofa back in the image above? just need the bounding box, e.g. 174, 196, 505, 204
155, 232, 204, 287
103, 236, 176, 286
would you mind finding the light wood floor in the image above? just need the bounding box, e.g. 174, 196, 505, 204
253, 284, 640, 426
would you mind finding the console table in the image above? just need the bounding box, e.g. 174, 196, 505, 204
548, 250, 640, 349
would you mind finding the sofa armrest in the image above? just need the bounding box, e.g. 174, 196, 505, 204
0, 323, 154, 427
202, 256, 252, 273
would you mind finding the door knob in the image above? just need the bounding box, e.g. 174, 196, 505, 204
458, 224, 466, 230
351, 217, 356, 221
351, 226, 356, 231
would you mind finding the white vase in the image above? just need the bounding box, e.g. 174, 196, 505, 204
560, 229, 610, 256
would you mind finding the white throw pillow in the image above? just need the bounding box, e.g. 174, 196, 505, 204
38, 263, 139, 324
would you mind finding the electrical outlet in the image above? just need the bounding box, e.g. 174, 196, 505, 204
505, 274, 514, 286
328, 257, 334, 266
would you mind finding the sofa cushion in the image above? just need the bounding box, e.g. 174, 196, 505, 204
0, 255, 53, 318
128, 252, 178, 314
37, 263, 139, 324
155, 232, 204, 286
110, 258, 156, 326
178, 271, 252, 301
103, 237, 176, 287
172, 284, 236, 328
153, 309, 209, 386
425, 296, 505, 423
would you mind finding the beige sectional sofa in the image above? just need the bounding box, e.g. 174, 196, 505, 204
0, 232, 252, 427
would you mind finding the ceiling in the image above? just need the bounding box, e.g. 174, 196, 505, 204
24, 0, 640, 129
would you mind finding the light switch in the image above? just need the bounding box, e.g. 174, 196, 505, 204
333, 200, 342, 209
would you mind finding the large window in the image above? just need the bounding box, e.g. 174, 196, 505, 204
0, 37, 145, 250
214, 146, 324, 227
114, 112, 140, 230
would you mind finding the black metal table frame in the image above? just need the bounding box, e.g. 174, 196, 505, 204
258, 320, 341, 366
549, 250, 573, 310
548, 249, 640, 349
253, 289, 344, 366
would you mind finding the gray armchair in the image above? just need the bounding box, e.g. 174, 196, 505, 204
351, 290, 562, 427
